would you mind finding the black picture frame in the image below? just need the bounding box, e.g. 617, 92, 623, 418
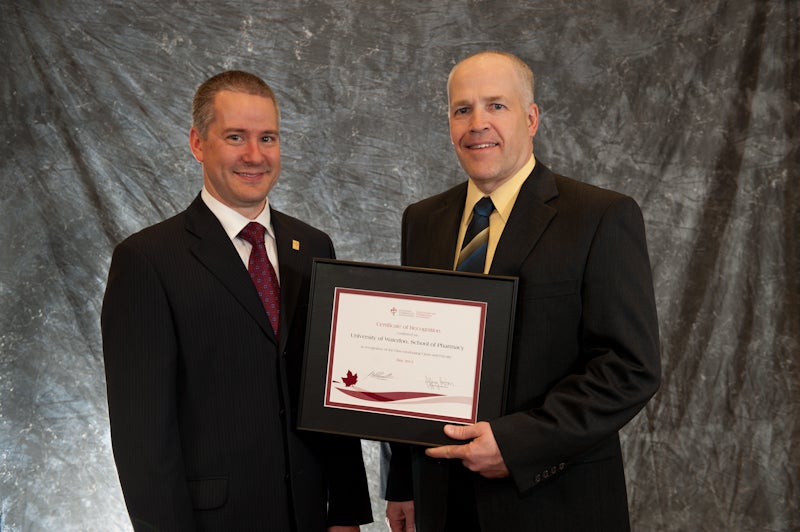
298, 259, 518, 446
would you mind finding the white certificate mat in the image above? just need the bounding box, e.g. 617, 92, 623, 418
325, 288, 486, 423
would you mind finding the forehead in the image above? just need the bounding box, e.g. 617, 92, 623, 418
212, 90, 278, 126
448, 55, 523, 102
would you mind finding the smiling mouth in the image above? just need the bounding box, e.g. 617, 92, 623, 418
235, 170, 269, 178
467, 143, 499, 150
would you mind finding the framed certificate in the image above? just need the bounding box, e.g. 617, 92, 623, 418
298, 259, 518, 446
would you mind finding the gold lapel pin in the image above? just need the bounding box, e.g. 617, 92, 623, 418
292, 239, 300, 251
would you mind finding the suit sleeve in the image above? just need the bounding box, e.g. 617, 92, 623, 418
301, 232, 374, 526
321, 434, 374, 526
381, 442, 414, 501
101, 239, 195, 530
490, 195, 661, 493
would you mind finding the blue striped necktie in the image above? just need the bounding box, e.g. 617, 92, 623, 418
456, 196, 494, 273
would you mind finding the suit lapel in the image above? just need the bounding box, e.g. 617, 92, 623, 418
421, 184, 466, 270
184, 196, 277, 343
490, 163, 559, 276
270, 211, 305, 353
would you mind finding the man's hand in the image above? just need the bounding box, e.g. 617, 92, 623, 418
424, 422, 510, 478
386, 500, 415, 531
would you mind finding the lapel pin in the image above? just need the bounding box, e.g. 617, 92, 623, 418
292, 239, 300, 251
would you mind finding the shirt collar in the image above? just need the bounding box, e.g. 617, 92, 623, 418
465, 154, 536, 222
200, 187, 274, 241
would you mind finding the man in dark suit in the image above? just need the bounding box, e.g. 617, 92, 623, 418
383, 51, 661, 531
102, 70, 373, 531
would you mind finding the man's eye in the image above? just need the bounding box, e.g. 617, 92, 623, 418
454, 108, 469, 115
261, 136, 276, 143
228, 135, 242, 142
492, 103, 505, 110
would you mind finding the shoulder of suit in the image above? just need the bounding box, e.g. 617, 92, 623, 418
270, 208, 332, 241
117, 208, 188, 249
406, 181, 467, 210
553, 173, 633, 204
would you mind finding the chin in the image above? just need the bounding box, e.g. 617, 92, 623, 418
466, 168, 499, 182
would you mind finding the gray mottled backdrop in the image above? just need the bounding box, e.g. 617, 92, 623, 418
1, 0, 798, 530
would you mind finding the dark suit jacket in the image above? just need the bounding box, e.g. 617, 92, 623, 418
102, 195, 372, 531
385, 162, 660, 531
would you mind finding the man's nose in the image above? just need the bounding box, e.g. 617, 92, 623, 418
469, 108, 489, 131
242, 139, 264, 162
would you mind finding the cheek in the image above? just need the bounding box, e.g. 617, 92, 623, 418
267, 148, 281, 167
205, 147, 228, 165
449, 121, 460, 143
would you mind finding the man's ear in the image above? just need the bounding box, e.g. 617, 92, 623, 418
528, 103, 540, 138
189, 127, 204, 163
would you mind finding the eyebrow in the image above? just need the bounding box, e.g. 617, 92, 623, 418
451, 95, 507, 108
222, 128, 280, 136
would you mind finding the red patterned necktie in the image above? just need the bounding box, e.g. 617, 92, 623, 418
239, 222, 280, 337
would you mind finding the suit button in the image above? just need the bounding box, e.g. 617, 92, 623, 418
550, 466, 558, 474
535, 474, 542, 483
279, 408, 286, 417
559, 462, 566, 470
543, 470, 550, 479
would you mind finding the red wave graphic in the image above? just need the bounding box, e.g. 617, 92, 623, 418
335, 388, 444, 402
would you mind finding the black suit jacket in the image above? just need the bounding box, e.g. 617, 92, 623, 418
386, 162, 660, 531
102, 195, 372, 531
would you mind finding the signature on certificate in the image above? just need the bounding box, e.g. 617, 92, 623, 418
425, 376, 455, 391
368, 370, 394, 381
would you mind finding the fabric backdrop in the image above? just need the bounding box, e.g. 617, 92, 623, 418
1, 1, 797, 530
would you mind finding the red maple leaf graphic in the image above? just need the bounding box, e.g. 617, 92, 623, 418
342, 370, 358, 387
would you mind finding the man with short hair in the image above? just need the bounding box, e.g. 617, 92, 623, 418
102, 70, 373, 531
383, 51, 661, 531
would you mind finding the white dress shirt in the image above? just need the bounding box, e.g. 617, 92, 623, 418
201, 188, 280, 283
